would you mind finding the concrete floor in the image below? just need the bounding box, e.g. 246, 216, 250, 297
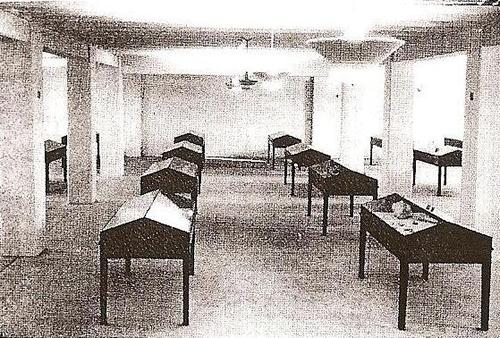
0, 158, 497, 337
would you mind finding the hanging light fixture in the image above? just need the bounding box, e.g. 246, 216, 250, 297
226, 37, 258, 90
307, 36, 404, 64
306, 2, 404, 65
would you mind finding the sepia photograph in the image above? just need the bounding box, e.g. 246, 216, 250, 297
0, 0, 499, 337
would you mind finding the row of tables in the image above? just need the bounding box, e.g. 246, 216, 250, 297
268, 132, 492, 331
99, 131, 205, 326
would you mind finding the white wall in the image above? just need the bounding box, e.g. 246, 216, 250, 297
312, 66, 385, 160
413, 53, 466, 149
123, 73, 143, 157
140, 74, 305, 157
312, 76, 342, 158
42, 53, 67, 141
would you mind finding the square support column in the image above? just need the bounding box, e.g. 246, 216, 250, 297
461, 32, 500, 258
304, 76, 314, 145
0, 30, 46, 256
96, 60, 125, 178
67, 48, 97, 204
380, 59, 415, 196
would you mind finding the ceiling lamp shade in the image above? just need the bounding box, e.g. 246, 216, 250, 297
307, 36, 405, 64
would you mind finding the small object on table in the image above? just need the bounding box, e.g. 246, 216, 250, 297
392, 200, 413, 219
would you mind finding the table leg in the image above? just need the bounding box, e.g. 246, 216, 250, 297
322, 194, 329, 236
443, 166, 447, 186
198, 168, 202, 193
125, 258, 131, 275
481, 259, 491, 331
96, 134, 101, 174
192, 191, 198, 215
267, 141, 270, 164
398, 261, 409, 330
370, 142, 373, 165
422, 262, 429, 281
307, 168, 312, 216
190, 231, 195, 276
437, 166, 442, 196
62, 155, 67, 183
284, 157, 288, 185
100, 253, 108, 325
349, 195, 354, 217
182, 258, 190, 326
272, 145, 276, 170
412, 158, 417, 186
45, 162, 49, 193
358, 220, 367, 279
291, 162, 295, 196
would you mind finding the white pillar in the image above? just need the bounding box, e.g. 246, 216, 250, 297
461, 39, 500, 256
67, 48, 97, 204
304, 76, 314, 145
460, 32, 481, 229
0, 30, 46, 256
380, 59, 415, 197
96, 61, 125, 178
339, 81, 366, 172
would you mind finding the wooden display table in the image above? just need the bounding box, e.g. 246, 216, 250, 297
174, 131, 205, 159
308, 160, 378, 235
99, 190, 194, 326
369, 136, 382, 165
413, 145, 462, 196
267, 132, 301, 169
358, 193, 492, 331
44, 139, 66, 193
163, 141, 204, 191
141, 157, 199, 211
444, 137, 463, 149
284, 143, 330, 196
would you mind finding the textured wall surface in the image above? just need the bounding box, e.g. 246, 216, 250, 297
141, 74, 306, 157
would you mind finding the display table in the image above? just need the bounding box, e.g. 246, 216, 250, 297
174, 131, 205, 159
99, 190, 194, 326
444, 137, 463, 149
163, 141, 204, 191
267, 132, 302, 169
308, 160, 378, 236
283, 143, 330, 196
141, 157, 198, 211
413, 145, 462, 196
44, 139, 66, 193
358, 193, 492, 331
369, 136, 382, 165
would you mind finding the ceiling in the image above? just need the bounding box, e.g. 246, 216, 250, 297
1, 1, 499, 49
